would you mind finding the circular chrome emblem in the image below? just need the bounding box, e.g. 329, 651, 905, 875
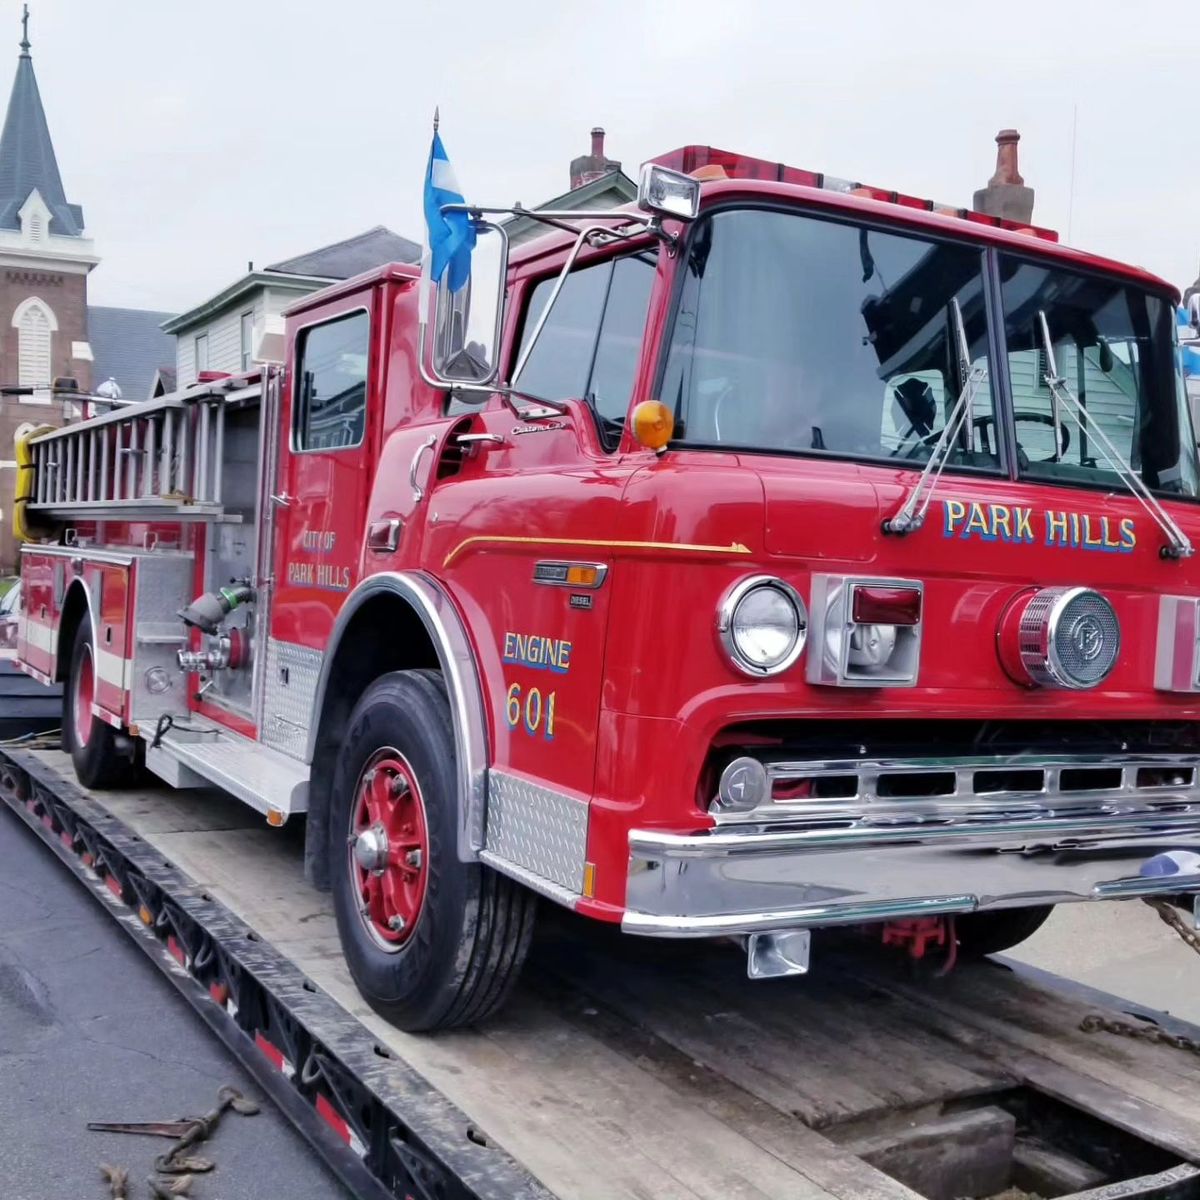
1070, 613, 1105, 662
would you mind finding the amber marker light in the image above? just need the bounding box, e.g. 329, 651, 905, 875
631, 400, 674, 452
566, 565, 600, 587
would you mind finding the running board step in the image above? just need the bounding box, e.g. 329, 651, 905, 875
144, 723, 309, 821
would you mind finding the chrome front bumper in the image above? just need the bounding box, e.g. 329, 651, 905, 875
622, 806, 1200, 937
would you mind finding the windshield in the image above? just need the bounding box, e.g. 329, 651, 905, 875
661, 208, 1000, 469
998, 255, 1199, 498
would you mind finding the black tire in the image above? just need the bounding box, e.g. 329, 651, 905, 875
63, 613, 133, 789
330, 669, 536, 1031
956, 905, 1053, 957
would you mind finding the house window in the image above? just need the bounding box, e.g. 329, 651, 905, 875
240, 311, 254, 372
14, 297, 55, 388
294, 311, 369, 451
194, 333, 209, 375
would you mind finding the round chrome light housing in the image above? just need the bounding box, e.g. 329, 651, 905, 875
997, 586, 1120, 690
718, 576, 807, 676
715, 756, 769, 813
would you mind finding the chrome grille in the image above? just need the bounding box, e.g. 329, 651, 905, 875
711, 753, 1200, 828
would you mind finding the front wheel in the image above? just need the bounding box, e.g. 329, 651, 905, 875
956, 905, 1053, 957
330, 669, 535, 1031
63, 613, 134, 789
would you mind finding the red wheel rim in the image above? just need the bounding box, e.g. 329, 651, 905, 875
348, 749, 429, 951
72, 643, 94, 749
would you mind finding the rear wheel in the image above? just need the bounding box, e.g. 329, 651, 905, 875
331, 669, 536, 1031
63, 613, 133, 789
956, 905, 1053, 957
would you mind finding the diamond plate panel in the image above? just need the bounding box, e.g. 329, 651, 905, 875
485, 770, 588, 894
263, 638, 322, 760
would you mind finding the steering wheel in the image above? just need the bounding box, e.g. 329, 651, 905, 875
971, 410, 1069, 463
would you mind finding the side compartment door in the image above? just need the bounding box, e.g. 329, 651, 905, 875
266, 305, 374, 759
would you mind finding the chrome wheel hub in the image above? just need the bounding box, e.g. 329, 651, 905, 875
352, 824, 389, 873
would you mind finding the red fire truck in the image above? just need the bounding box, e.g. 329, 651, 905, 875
15, 146, 1200, 1031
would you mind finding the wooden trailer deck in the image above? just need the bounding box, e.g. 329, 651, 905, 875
10, 746, 1200, 1200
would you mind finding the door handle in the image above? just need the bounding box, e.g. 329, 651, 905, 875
367, 517, 403, 553
270, 492, 293, 508
455, 433, 505, 448
410, 435, 437, 502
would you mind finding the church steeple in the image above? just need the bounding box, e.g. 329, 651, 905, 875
0, 5, 83, 237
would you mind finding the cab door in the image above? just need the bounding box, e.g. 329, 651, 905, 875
265, 302, 374, 758
432, 245, 659, 799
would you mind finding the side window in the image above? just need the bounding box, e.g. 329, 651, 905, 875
515, 253, 654, 444
591, 256, 655, 424
295, 311, 370, 452
516, 264, 608, 402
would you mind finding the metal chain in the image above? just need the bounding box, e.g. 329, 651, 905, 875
1079, 898, 1200, 1054
1144, 896, 1200, 956
1079, 1012, 1200, 1056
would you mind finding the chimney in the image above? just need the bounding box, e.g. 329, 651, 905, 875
973, 128, 1035, 225
570, 126, 621, 191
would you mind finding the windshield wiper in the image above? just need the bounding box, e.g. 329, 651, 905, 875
1036, 310, 1193, 560
884, 298, 985, 535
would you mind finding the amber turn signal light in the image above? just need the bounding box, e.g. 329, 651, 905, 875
631, 400, 674, 451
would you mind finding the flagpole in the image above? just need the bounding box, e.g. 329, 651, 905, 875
433, 106, 439, 135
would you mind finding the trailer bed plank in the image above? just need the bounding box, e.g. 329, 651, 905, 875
876, 959, 1200, 1110
833, 959, 1200, 1161
531, 930, 1010, 1130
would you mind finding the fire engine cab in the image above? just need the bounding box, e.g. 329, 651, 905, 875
15, 146, 1200, 1031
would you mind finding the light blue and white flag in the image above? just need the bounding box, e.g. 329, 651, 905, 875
424, 130, 475, 294
1180, 305, 1200, 377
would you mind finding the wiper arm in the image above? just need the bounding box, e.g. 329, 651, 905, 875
884, 299, 984, 536
883, 363, 987, 535
1036, 310, 1193, 560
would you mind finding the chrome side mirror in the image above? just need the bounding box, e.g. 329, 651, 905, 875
423, 220, 508, 390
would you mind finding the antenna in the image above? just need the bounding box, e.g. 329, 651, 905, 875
1066, 103, 1078, 242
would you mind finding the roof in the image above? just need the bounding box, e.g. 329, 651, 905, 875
0, 35, 81, 235
165, 226, 422, 336
502, 169, 636, 244
509, 178, 1177, 297
285, 262, 419, 318
266, 225, 420, 279
88, 306, 177, 401
161, 271, 328, 335
150, 366, 176, 396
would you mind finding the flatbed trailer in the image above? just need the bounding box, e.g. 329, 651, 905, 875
7, 747, 1200, 1200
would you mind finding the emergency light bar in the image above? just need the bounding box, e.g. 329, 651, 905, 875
647, 145, 1059, 243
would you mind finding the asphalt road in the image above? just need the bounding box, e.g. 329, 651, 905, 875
0, 804, 349, 1200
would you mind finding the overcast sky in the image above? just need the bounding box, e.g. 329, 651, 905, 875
23, 0, 1200, 313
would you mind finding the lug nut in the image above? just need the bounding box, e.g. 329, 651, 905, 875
390, 775, 410, 797
405, 848, 422, 869
388, 914, 406, 931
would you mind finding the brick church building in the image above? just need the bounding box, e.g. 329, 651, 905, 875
0, 9, 173, 569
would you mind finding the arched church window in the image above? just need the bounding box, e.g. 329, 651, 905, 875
13, 297, 56, 388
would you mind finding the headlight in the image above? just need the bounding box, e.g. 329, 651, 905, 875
718, 577, 807, 676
